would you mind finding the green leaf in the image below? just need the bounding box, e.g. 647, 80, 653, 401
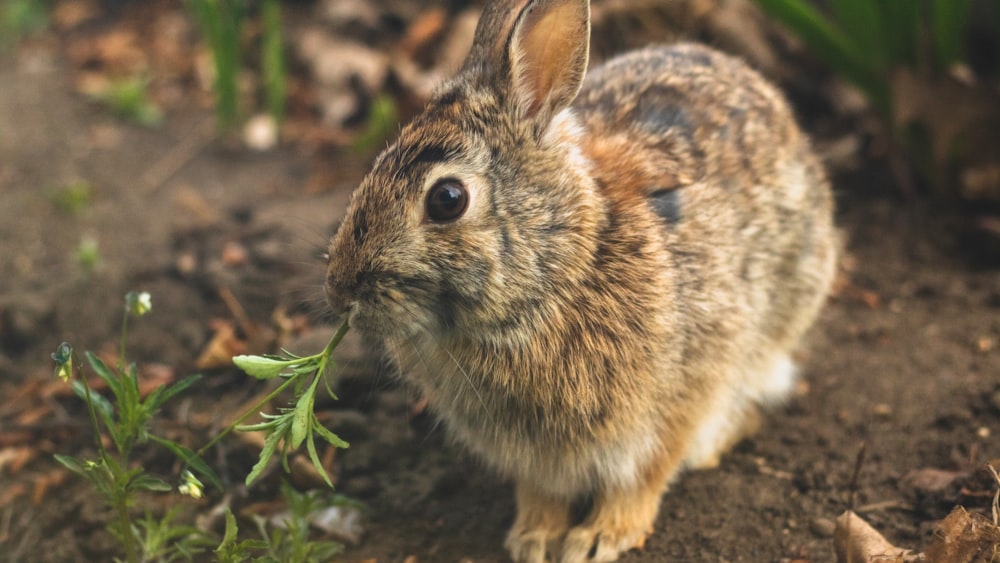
130, 474, 173, 493
305, 431, 333, 488
233, 355, 296, 379
145, 374, 203, 411
312, 415, 349, 449
71, 380, 114, 420
754, 0, 889, 116
261, 0, 286, 123
150, 435, 223, 491
878, 0, 921, 68
831, 0, 886, 71
53, 454, 89, 476
85, 351, 121, 398
931, 0, 974, 70
245, 415, 290, 487
289, 385, 314, 449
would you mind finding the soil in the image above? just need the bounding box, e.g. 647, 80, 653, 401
0, 3, 998, 563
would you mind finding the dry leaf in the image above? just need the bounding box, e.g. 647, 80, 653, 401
834, 510, 915, 563
195, 320, 246, 370
923, 506, 1000, 563
891, 69, 1000, 173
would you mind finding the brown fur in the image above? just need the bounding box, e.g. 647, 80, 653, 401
326, 1, 837, 561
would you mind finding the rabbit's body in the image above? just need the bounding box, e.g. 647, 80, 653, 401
326, 1, 836, 561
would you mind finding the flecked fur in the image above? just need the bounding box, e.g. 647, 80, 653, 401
326, 1, 837, 561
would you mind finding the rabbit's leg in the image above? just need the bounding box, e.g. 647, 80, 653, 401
560, 453, 680, 563
684, 353, 796, 469
505, 481, 571, 563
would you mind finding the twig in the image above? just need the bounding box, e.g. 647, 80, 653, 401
139, 118, 217, 195
987, 463, 999, 527
854, 499, 913, 514
847, 441, 868, 511
845, 442, 868, 563
219, 287, 255, 338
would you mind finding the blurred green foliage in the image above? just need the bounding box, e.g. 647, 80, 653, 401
89, 75, 164, 127
756, 0, 1000, 195
186, 0, 287, 132
0, 0, 49, 45
754, 0, 989, 118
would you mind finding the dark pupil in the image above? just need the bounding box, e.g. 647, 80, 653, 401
427, 180, 468, 222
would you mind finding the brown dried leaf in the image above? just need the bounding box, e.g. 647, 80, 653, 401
923, 506, 1000, 563
891, 69, 1000, 171
32, 469, 69, 505
399, 7, 448, 59
51, 0, 99, 31
195, 320, 246, 370
0, 447, 35, 475
834, 511, 914, 563
0, 484, 27, 509
902, 468, 966, 495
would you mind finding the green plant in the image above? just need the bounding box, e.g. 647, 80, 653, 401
753, 0, 982, 118
215, 483, 346, 562
186, 0, 288, 131
351, 94, 399, 154
260, 0, 286, 124
220, 319, 351, 488
75, 235, 101, 271
136, 506, 216, 562
49, 181, 93, 215
187, 0, 245, 130
53, 292, 219, 563
0, 0, 49, 45
756, 0, 1000, 194
89, 75, 164, 127
54, 293, 353, 561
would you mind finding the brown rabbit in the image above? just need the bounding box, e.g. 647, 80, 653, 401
325, 0, 837, 561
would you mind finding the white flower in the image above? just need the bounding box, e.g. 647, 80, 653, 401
178, 470, 204, 499
125, 291, 152, 317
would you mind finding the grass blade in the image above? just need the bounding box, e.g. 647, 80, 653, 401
830, 0, 887, 71
931, 0, 974, 70
261, 0, 285, 123
754, 0, 887, 113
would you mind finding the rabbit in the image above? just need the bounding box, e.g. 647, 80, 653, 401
324, 0, 838, 561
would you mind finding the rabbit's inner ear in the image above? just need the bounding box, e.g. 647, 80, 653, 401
508, 0, 590, 122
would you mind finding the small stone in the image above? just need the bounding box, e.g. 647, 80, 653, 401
221, 241, 248, 267
810, 517, 836, 538
243, 114, 278, 151
872, 403, 893, 418
175, 252, 197, 275
976, 426, 990, 439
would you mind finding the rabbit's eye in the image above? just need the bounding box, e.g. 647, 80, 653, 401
426, 179, 468, 222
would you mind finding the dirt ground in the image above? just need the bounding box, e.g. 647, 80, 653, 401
1, 2, 998, 562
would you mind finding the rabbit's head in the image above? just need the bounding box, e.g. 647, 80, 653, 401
326, 0, 600, 342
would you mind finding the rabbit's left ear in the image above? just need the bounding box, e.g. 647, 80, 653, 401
507, 0, 590, 123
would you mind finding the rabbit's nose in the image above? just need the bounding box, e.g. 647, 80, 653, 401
324, 275, 356, 318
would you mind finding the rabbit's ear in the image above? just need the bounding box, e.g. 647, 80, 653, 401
507, 0, 590, 122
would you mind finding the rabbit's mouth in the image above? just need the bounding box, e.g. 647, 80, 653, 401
326, 283, 426, 340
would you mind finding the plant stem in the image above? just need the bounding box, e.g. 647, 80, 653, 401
317, 320, 350, 378
119, 308, 129, 372
78, 367, 110, 462
197, 320, 350, 456
114, 484, 139, 563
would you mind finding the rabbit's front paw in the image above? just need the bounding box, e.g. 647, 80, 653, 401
505, 483, 571, 563
559, 487, 660, 563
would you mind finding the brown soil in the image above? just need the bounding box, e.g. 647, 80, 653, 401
0, 4, 998, 563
